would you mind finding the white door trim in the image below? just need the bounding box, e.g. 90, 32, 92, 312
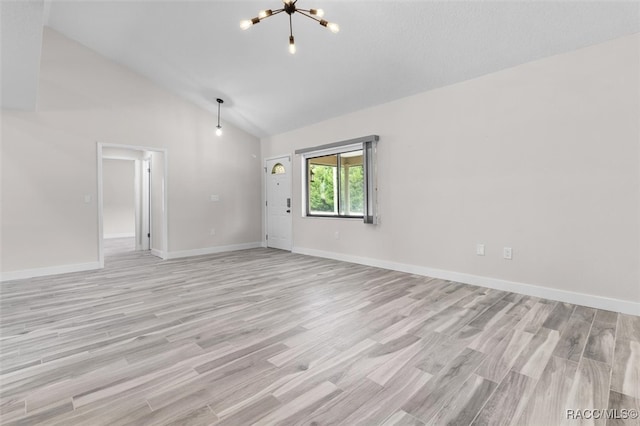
264, 154, 293, 250
141, 158, 151, 251
97, 142, 169, 267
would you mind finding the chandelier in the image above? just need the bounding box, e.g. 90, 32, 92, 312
240, 0, 339, 54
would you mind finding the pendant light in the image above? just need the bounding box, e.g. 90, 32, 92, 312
215, 98, 223, 136
241, 0, 339, 54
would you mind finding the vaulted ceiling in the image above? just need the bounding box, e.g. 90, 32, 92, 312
2, 1, 639, 137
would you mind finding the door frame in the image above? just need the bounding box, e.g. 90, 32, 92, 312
140, 157, 151, 251
264, 154, 293, 250
97, 142, 169, 267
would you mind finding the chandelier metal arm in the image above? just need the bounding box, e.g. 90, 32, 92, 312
295, 10, 321, 23
289, 14, 294, 37
261, 8, 284, 21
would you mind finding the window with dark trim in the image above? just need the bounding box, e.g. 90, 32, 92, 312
307, 149, 363, 217
296, 135, 378, 223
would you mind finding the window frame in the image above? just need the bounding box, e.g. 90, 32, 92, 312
296, 135, 378, 224
306, 149, 363, 218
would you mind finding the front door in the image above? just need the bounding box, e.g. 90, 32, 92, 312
266, 156, 292, 251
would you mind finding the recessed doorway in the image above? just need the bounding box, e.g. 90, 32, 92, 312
97, 143, 168, 267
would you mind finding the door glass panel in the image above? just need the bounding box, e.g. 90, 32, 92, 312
272, 163, 286, 174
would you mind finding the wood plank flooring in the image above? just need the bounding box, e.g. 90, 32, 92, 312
1, 241, 639, 425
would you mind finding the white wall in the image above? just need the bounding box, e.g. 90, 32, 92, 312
102, 159, 135, 238
262, 34, 640, 309
1, 28, 262, 274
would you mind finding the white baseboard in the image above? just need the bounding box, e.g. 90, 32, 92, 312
292, 247, 640, 316
103, 233, 135, 239
150, 249, 167, 260
1, 262, 102, 282
165, 242, 262, 260
0, 243, 261, 281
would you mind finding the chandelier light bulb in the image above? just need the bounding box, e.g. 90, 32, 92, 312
216, 126, 222, 137
319, 19, 339, 33
258, 9, 272, 19
289, 36, 296, 54
240, 17, 260, 30
310, 9, 324, 17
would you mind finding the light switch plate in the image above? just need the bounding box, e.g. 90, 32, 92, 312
503, 247, 513, 260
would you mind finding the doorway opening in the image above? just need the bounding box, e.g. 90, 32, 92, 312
97, 143, 168, 267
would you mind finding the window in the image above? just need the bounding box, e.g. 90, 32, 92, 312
271, 163, 286, 174
307, 150, 363, 216
296, 135, 378, 223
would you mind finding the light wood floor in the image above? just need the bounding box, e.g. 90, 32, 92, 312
1, 242, 639, 425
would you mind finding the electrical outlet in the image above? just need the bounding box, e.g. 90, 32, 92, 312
210, 228, 216, 235
210, 194, 220, 202
334, 231, 340, 240
83, 194, 92, 204
503, 247, 513, 260
476, 244, 485, 256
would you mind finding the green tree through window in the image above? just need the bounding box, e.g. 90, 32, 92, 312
348, 165, 363, 213
307, 150, 363, 216
309, 165, 335, 213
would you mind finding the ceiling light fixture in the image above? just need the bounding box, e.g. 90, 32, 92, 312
215, 98, 224, 136
240, 0, 339, 54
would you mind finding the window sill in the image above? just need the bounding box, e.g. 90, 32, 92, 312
303, 215, 364, 220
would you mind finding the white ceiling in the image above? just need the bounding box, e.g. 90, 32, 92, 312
5, 1, 640, 137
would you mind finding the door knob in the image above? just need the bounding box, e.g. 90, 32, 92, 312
286, 210, 291, 213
